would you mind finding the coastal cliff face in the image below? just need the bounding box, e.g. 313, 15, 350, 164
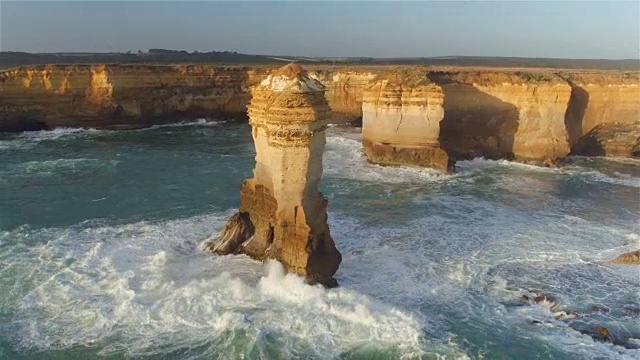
311, 70, 378, 125
0, 64, 375, 131
428, 72, 573, 163
361, 75, 452, 172
206, 64, 341, 287
0, 64, 269, 131
2, 64, 638, 162
564, 73, 640, 157
361, 70, 639, 169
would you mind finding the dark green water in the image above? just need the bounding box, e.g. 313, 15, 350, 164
0, 122, 638, 359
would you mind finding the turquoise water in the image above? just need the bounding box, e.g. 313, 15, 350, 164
0, 121, 638, 359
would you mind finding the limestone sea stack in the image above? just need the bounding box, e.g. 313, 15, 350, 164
362, 74, 453, 172
206, 63, 342, 287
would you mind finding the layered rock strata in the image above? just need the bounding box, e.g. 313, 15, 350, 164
310, 70, 378, 125
361, 75, 452, 172
0, 64, 268, 131
1, 64, 639, 163
427, 71, 573, 164
206, 64, 341, 287
0, 64, 376, 131
564, 73, 640, 156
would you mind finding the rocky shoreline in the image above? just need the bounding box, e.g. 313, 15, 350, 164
1, 64, 638, 170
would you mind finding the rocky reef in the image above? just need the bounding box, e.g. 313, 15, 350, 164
361, 73, 452, 172
610, 249, 640, 265
205, 64, 342, 287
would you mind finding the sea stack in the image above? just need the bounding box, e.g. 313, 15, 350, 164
206, 63, 342, 287
361, 74, 453, 172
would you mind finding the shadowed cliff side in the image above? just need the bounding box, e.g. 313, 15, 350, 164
563, 73, 640, 158
571, 122, 640, 157
563, 81, 589, 151
430, 71, 575, 164
429, 73, 520, 161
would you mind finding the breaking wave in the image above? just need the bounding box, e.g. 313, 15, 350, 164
0, 128, 101, 150
1, 215, 458, 359
137, 118, 227, 131
1, 125, 638, 359
324, 132, 452, 184
6, 158, 120, 178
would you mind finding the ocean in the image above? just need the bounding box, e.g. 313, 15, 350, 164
0, 121, 638, 359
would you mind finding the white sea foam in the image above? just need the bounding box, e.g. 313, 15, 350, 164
139, 118, 227, 130
1, 128, 638, 359
0, 120, 226, 151
0, 128, 101, 150
456, 157, 562, 173
18, 127, 101, 140
455, 156, 640, 188
6, 158, 120, 178
331, 180, 639, 360
575, 170, 640, 188
570, 155, 640, 167
1, 214, 454, 358
324, 133, 452, 184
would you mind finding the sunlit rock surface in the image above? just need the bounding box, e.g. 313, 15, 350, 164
361, 74, 452, 172
428, 71, 574, 164
610, 249, 640, 265
1, 64, 638, 162
206, 63, 342, 287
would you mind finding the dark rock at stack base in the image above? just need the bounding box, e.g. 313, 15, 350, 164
205, 63, 342, 287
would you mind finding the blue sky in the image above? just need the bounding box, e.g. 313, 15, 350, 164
1, 1, 638, 59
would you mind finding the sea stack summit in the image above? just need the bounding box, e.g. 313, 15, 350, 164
206, 63, 342, 287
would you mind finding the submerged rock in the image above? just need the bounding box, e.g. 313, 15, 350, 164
206, 63, 342, 287
610, 249, 640, 264
513, 290, 640, 348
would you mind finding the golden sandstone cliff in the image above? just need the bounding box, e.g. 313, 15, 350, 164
361, 74, 452, 172
427, 71, 574, 164
1, 64, 639, 168
0, 64, 268, 131
205, 64, 341, 287
565, 73, 640, 157
362, 70, 639, 170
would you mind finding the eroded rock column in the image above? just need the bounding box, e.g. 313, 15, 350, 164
362, 75, 453, 172
206, 63, 341, 287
